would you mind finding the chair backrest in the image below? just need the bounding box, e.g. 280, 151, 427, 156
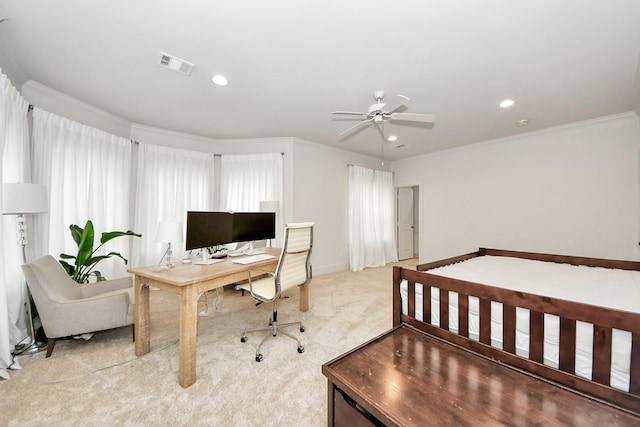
22, 255, 84, 302
275, 222, 314, 293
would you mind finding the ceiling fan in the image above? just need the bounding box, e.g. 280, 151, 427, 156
332, 90, 436, 138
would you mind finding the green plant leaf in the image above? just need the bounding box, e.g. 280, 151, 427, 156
100, 230, 142, 245
75, 220, 95, 266
69, 224, 85, 247
58, 259, 75, 276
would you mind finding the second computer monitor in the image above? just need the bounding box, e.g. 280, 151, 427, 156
232, 212, 275, 243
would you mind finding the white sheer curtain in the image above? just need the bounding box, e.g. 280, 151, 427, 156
132, 143, 213, 267
219, 152, 283, 244
348, 165, 398, 271
220, 153, 283, 212
0, 71, 30, 379
31, 108, 132, 281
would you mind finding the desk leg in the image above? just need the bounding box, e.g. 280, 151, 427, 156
178, 285, 198, 388
134, 278, 150, 356
299, 284, 309, 312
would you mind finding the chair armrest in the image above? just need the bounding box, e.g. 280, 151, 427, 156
248, 267, 275, 279
80, 276, 132, 298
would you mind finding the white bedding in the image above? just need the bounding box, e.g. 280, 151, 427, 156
400, 255, 640, 392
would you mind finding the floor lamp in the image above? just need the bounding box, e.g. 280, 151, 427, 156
2, 183, 49, 354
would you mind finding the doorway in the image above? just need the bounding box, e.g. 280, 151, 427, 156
397, 186, 419, 260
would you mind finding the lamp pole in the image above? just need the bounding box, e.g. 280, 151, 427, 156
13, 213, 46, 354
2, 183, 49, 355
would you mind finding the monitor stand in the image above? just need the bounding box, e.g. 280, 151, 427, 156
243, 241, 264, 256
193, 249, 224, 265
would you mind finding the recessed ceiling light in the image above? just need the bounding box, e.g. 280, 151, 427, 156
499, 99, 515, 108
211, 75, 228, 86
387, 135, 398, 142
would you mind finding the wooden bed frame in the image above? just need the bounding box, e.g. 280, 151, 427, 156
323, 248, 640, 426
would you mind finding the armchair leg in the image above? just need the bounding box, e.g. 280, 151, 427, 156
45, 338, 55, 358
132, 324, 135, 342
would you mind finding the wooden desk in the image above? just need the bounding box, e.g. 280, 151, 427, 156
128, 247, 309, 388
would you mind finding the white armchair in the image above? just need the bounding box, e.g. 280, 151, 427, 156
21, 255, 134, 357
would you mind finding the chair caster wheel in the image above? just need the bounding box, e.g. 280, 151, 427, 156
256, 354, 263, 362
240, 335, 247, 343
297, 345, 305, 354
300, 326, 305, 333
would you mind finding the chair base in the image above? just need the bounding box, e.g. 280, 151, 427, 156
45, 324, 135, 358
241, 319, 305, 362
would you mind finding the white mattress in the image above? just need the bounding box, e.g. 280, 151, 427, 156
400, 256, 640, 392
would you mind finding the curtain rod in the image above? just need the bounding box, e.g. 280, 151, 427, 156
215, 152, 285, 157
347, 164, 394, 173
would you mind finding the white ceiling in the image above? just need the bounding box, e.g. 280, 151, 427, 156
0, 1, 639, 161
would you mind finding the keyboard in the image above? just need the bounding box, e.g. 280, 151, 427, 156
231, 253, 276, 265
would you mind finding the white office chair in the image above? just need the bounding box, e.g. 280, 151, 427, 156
239, 222, 314, 362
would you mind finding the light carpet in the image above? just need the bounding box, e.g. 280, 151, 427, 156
0, 259, 416, 427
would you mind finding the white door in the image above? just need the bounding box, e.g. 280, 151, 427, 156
397, 187, 414, 260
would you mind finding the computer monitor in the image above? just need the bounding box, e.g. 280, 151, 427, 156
232, 212, 276, 243
185, 211, 234, 250
185, 211, 276, 251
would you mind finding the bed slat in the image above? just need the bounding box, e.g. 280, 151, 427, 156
422, 283, 431, 325
440, 289, 449, 331
529, 311, 544, 363
459, 294, 469, 338
593, 326, 613, 386
631, 333, 640, 394
559, 318, 576, 374
407, 280, 416, 319
479, 298, 491, 344
503, 304, 516, 353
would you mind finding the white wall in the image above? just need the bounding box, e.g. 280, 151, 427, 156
392, 113, 640, 263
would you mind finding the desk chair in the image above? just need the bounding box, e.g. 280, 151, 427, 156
239, 222, 314, 362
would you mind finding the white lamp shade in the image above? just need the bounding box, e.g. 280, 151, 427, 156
259, 200, 280, 216
2, 183, 49, 215
156, 221, 183, 243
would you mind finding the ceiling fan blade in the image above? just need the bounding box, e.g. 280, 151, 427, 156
382, 94, 409, 114
339, 117, 374, 137
332, 111, 369, 116
390, 112, 436, 123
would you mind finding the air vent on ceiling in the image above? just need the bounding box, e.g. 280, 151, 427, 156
158, 51, 194, 75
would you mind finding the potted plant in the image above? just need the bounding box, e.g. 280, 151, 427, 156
59, 219, 141, 283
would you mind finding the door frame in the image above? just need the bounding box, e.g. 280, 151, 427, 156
395, 184, 420, 260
